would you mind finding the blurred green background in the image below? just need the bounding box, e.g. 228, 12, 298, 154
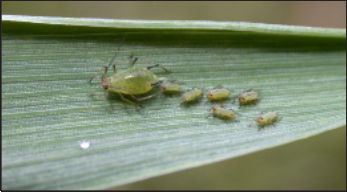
2, 1, 346, 190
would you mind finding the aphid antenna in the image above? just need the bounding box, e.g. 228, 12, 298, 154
89, 33, 128, 83
206, 113, 213, 118
247, 120, 256, 127
187, 86, 203, 92
245, 88, 255, 91
107, 33, 129, 68
259, 111, 268, 114
232, 118, 241, 122
230, 96, 238, 104
277, 116, 284, 122
249, 88, 262, 93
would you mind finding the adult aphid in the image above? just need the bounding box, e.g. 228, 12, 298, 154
89, 35, 169, 107
238, 89, 260, 108
209, 105, 238, 121
181, 87, 203, 102
206, 85, 231, 101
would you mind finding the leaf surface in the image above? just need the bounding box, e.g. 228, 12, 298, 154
2, 15, 346, 190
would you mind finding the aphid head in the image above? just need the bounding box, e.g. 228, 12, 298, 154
101, 76, 108, 90
256, 116, 264, 124
207, 92, 213, 99
239, 96, 246, 102
181, 95, 188, 102
101, 66, 109, 90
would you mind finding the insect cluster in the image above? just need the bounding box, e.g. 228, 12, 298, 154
180, 86, 279, 127
90, 36, 280, 128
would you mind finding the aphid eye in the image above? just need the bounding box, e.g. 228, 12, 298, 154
163, 87, 166, 90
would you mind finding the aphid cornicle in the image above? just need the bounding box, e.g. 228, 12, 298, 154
256, 111, 279, 126
238, 89, 260, 107
181, 87, 203, 102
210, 105, 237, 120
206, 86, 231, 101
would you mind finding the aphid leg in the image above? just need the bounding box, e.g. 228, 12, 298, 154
118, 93, 143, 108
151, 81, 163, 86
130, 57, 139, 67
147, 64, 169, 72
130, 91, 163, 101
109, 56, 133, 68
112, 64, 117, 73
274, 116, 283, 125
248, 120, 255, 127
257, 125, 265, 131
231, 96, 237, 104
131, 57, 169, 72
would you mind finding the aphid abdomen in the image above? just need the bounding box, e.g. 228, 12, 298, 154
108, 67, 160, 95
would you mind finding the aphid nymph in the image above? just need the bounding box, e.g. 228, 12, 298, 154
256, 111, 279, 127
159, 80, 182, 93
210, 105, 237, 120
206, 86, 231, 101
181, 87, 203, 102
238, 89, 260, 108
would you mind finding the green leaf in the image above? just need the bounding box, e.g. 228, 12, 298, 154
2, 15, 346, 190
